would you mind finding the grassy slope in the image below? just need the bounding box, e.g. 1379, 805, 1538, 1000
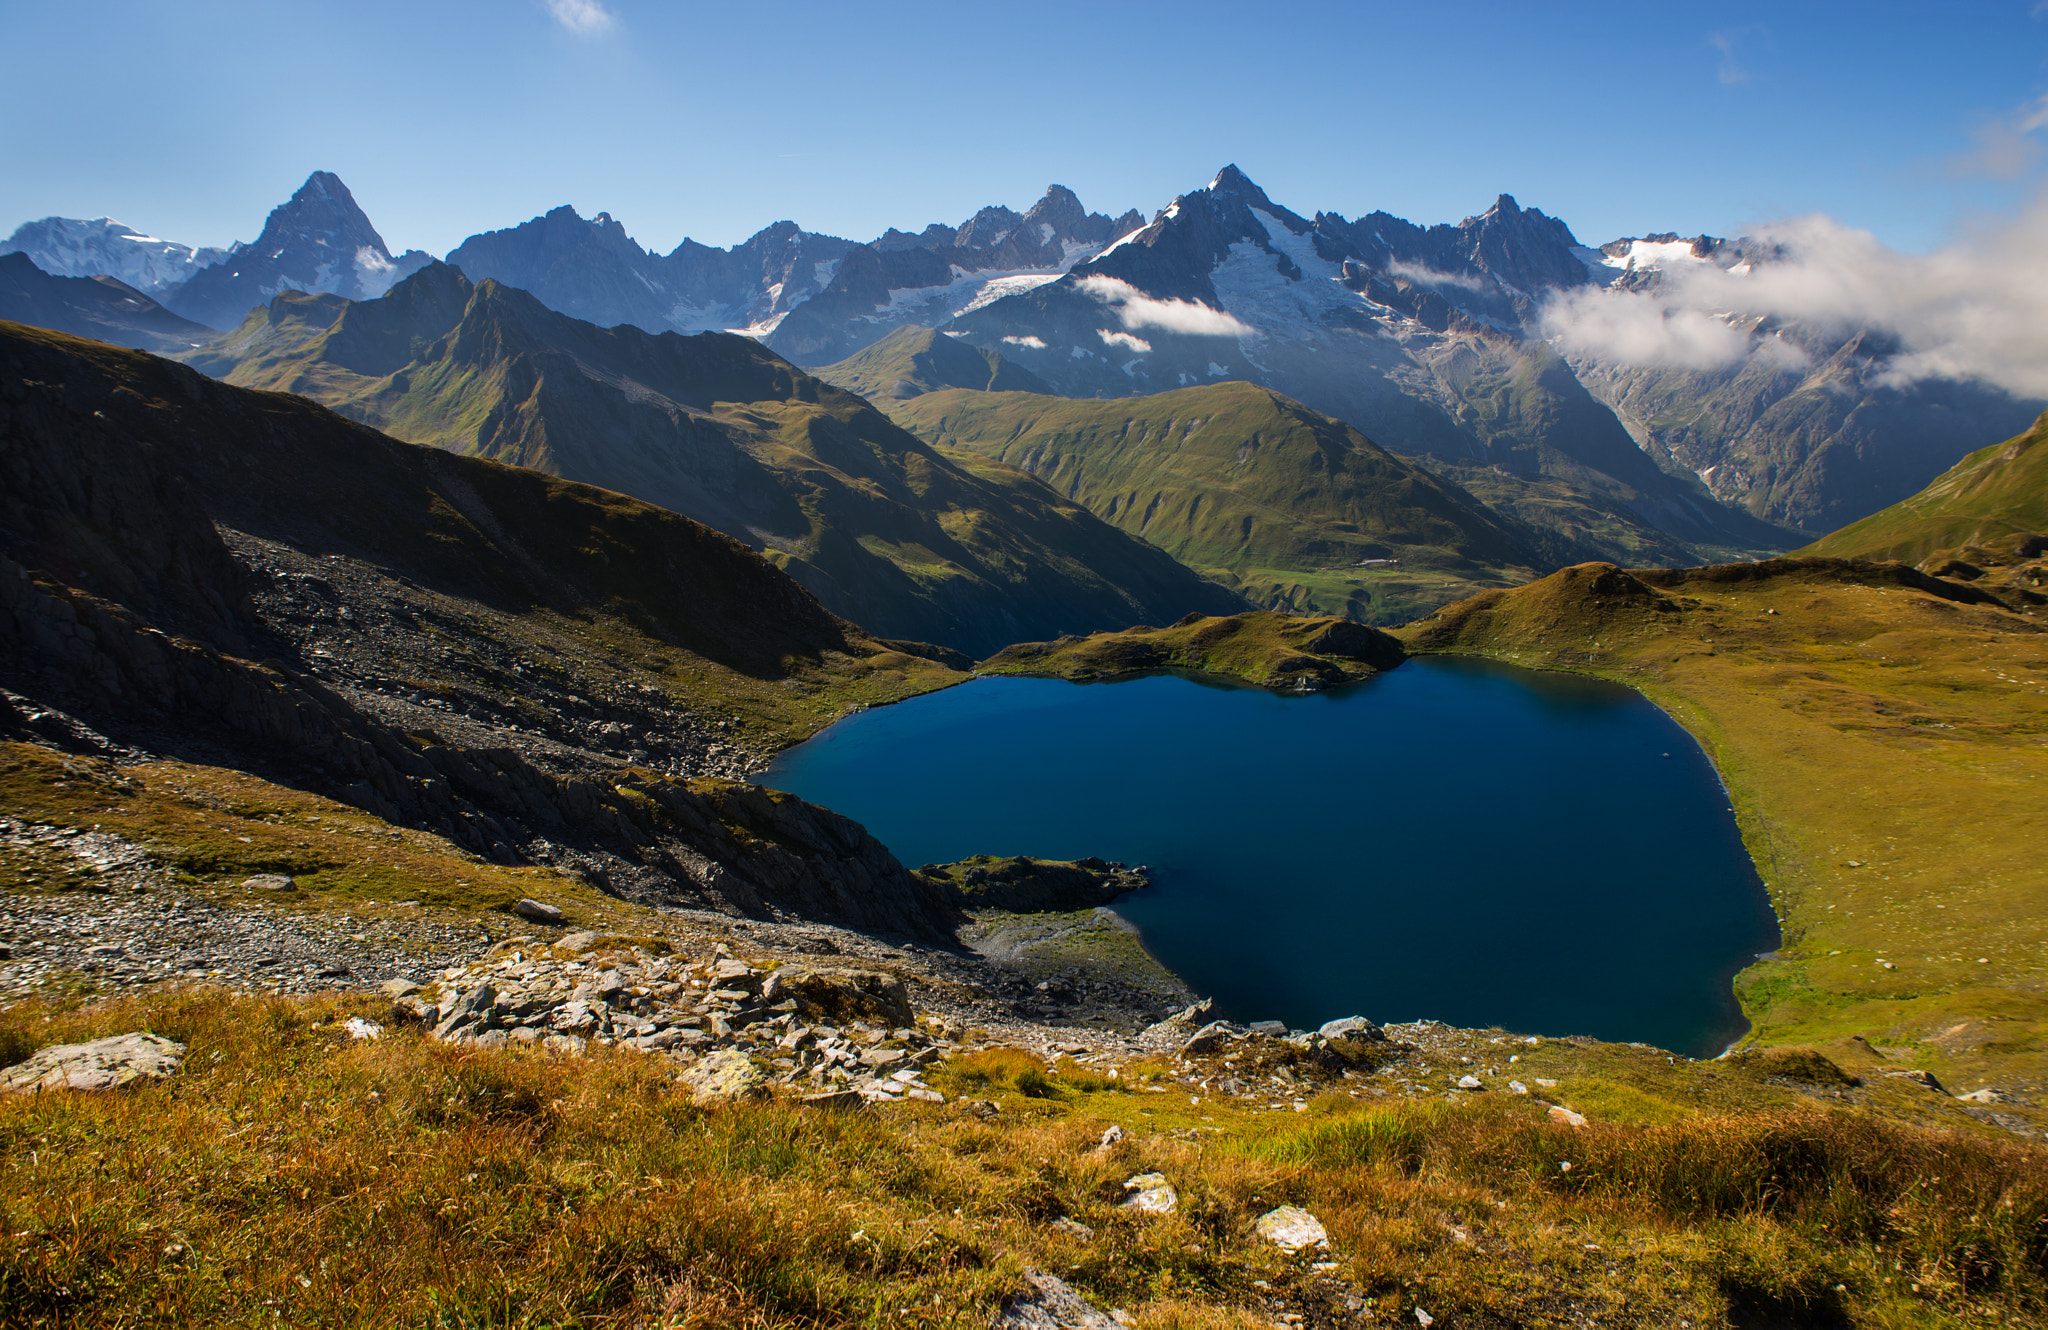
811, 324, 1052, 400
1395, 559, 2048, 1101
188, 272, 1239, 657
1803, 410, 2048, 565
888, 382, 1556, 625
3, 971, 2043, 1324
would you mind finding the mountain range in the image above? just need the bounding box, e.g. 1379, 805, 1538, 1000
181, 263, 1242, 655
6, 164, 2040, 558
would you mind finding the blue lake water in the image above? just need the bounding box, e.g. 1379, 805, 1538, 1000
762, 659, 1780, 1057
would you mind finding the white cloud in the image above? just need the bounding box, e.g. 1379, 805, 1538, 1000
1098, 329, 1152, 354
1074, 275, 1253, 337
1001, 334, 1047, 349
546, 0, 615, 35
1946, 91, 2048, 180
1384, 258, 1489, 292
1708, 31, 1749, 85
1540, 193, 2048, 397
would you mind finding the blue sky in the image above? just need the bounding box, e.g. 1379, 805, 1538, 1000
5, 0, 2047, 258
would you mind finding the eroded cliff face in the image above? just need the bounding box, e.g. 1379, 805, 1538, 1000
0, 321, 963, 941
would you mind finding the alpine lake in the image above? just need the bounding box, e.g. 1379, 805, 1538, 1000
763, 658, 1781, 1058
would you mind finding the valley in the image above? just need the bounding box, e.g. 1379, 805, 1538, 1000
5, 138, 2048, 1327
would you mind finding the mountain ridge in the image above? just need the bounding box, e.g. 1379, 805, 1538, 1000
185, 263, 1246, 655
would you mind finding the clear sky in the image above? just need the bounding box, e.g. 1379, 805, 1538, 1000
4, 0, 2046, 258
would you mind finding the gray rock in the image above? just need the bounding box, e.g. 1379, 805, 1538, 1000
511, 898, 564, 924
1457, 1075, 1483, 1091
1958, 1087, 2017, 1105
1120, 1173, 1177, 1214
1246, 1020, 1287, 1037
799, 1089, 865, 1111
1319, 1015, 1382, 1042
1253, 1204, 1329, 1252
679, 1048, 767, 1104
992, 1270, 1119, 1329
433, 985, 497, 1041
554, 930, 599, 954
379, 978, 422, 999
2, 1032, 185, 1093
1180, 1020, 1235, 1056
243, 874, 295, 892
1886, 1068, 1947, 1094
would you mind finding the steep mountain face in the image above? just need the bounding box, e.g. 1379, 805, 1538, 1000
446, 209, 857, 341
1801, 410, 2048, 567
945, 167, 1792, 558
442, 185, 1143, 365
889, 381, 1565, 623
0, 253, 215, 355
1561, 237, 2043, 534
186, 264, 1244, 655
0, 320, 969, 936
167, 172, 432, 329
1, 215, 235, 296
812, 326, 1051, 400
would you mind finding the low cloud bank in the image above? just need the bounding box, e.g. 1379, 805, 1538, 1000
1540, 194, 2048, 398
1075, 275, 1253, 337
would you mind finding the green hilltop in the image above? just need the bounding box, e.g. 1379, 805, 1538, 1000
185, 265, 1242, 658
1801, 408, 2048, 569
883, 380, 1576, 624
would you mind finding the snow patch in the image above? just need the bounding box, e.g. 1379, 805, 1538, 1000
1207, 361, 1229, 376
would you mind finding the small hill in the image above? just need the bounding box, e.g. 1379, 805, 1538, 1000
813, 325, 1051, 400
889, 381, 1564, 624
185, 264, 1244, 657
0, 252, 214, 356
1801, 409, 2048, 570
982, 609, 1405, 688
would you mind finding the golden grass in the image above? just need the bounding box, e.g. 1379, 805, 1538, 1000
1, 991, 2043, 1326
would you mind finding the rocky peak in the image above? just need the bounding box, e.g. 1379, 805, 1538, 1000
1020, 184, 1088, 237
246, 171, 390, 264
955, 204, 1024, 251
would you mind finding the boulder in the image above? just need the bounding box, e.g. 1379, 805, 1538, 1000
1318, 1015, 1381, 1042
555, 930, 599, 954
1547, 1104, 1587, 1128
243, 874, 295, 892
511, 898, 564, 924
679, 1048, 768, 1104
1181, 1020, 1235, 1056
2, 1032, 185, 1093
1958, 1087, 2016, 1105
992, 1269, 1120, 1329
1253, 1204, 1330, 1253
1120, 1172, 1177, 1214
771, 966, 912, 1028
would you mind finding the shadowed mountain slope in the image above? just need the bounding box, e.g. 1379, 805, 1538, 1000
887, 381, 1699, 623
0, 253, 215, 356
185, 264, 1244, 656
0, 320, 969, 937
